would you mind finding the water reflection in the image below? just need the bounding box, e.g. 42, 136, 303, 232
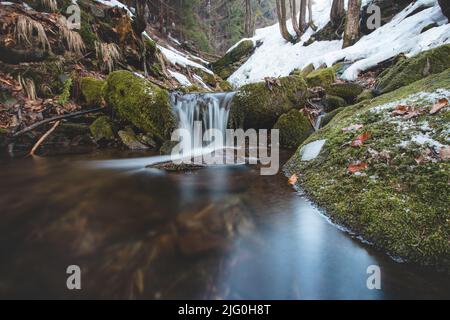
0, 151, 448, 299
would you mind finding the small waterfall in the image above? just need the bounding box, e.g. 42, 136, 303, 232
170, 92, 235, 152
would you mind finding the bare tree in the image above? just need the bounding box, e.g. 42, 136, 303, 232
289, 0, 302, 37
343, 0, 361, 48
330, 0, 345, 26
276, 0, 293, 42
244, 0, 255, 37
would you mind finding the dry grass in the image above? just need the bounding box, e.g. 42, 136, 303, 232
58, 16, 85, 56
95, 41, 122, 72
40, 0, 58, 12
15, 15, 51, 52
18, 75, 37, 101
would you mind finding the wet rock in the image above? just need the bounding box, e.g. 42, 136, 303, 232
147, 161, 205, 172
273, 109, 314, 149
118, 128, 149, 150
230, 74, 308, 129
104, 71, 176, 142
90, 116, 115, 142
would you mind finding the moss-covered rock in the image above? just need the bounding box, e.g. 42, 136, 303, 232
305, 67, 336, 88
118, 128, 149, 150
219, 80, 233, 91
356, 89, 375, 103
284, 68, 450, 269
273, 110, 314, 149
301, 63, 315, 77
104, 71, 176, 141
326, 82, 364, 104
230, 75, 308, 129
80, 77, 105, 106
89, 116, 114, 142
160, 140, 178, 155
323, 95, 347, 112
212, 40, 255, 80
376, 44, 450, 94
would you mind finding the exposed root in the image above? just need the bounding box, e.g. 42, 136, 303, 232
18, 75, 37, 101
95, 41, 122, 73
15, 15, 51, 52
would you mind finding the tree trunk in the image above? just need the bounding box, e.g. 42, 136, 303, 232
276, 0, 293, 42
330, 0, 345, 26
438, 0, 450, 19
289, 0, 302, 37
343, 0, 361, 48
244, 0, 254, 37
299, 0, 307, 32
133, 0, 147, 35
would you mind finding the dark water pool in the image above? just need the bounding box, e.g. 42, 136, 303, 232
0, 150, 448, 299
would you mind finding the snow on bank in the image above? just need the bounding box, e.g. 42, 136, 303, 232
168, 70, 192, 86
228, 0, 450, 87
94, 0, 134, 17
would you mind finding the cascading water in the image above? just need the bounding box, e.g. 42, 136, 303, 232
170, 92, 235, 153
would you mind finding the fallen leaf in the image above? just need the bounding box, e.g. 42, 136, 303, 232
430, 98, 448, 115
288, 174, 298, 185
351, 132, 372, 147
348, 162, 368, 174
440, 146, 450, 161
392, 105, 409, 116
342, 124, 363, 132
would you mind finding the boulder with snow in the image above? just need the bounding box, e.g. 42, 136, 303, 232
212, 40, 255, 80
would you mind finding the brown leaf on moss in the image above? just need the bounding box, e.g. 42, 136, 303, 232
348, 161, 368, 174
440, 146, 450, 161
351, 132, 372, 147
430, 98, 448, 115
288, 174, 298, 185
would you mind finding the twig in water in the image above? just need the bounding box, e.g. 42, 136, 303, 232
29, 120, 60, 156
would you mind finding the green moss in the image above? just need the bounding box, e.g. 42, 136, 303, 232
326, 82, 364, 103
58, 77, 72, 105
230, 75, 308, 129
219, 80, 233, 91
273, 110, 314, 148
301, 63, 315, 77
305, 67, 336, 87
80, 77, 106, 106
356, 89, 375, 103
89, 116, 114, 142
212, 40, 254, 80
323, 95, 347, 112
104, 71, 176, 141
376, 44, 450, 94
284, 68, 450, 269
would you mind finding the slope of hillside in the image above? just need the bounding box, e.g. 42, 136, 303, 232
228, 0, 450, 87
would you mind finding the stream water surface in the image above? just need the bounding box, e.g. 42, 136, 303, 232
0, 150, 449, 299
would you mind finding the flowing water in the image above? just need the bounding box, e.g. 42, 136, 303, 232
0, 93, 448, 299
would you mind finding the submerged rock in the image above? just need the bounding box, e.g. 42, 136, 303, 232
104, 71, 176, 142
230, 74, 308, 129
273, 109, 314, 149
376, 44, 450, 94
147, 161, 206, 172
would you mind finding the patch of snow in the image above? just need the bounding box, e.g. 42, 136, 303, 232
411, 133, 445, 149
193, 74, 212, 91
168, 70, 192, 86
158, 45, 213, 75
228, 0, 450, 87
133, 72, 145, 79
94, 0, 134, 17
300, 139, 327, 161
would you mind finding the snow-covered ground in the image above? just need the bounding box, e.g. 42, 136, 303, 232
228, 0, 450, 87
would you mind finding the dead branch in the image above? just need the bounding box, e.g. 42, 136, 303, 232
29, 120, 60, 156
13, 107, 103, 137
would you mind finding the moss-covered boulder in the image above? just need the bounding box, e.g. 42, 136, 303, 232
80, 77, 106, 106
212, 40, 255, 80
326, 82, 364, 104
284, 68, 450, 269
273, 110, 314, 149
89, 116, 115, 142
323, 95, 347, 112
230, 75, 308, 129
305, 67, 336, 88
376, 44, 450, 94
356, 89, 375, 103
104, 71, 176, 142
